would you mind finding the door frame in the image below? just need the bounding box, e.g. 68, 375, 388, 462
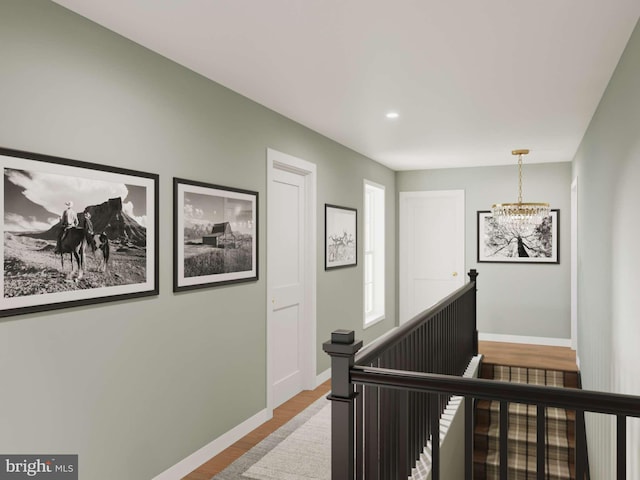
266, 148, 317, 414
399, 189, 465, 324
571, 177, 578, 354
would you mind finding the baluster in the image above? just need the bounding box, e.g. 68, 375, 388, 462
431, 392, 441, 480
391, 388, 398, 479
575, 409, 585, 480
445, 306, 449, 374
500, 401, 508, 480
422, 323, 426, 372
465, 395, 474, 480
536, 405, 545, 480
410, 330, 416, 371
421, 319, 427, 440
617, 415, 626, 480
453, 303, 457, 371
399, 389, 409, 479
355, 384, 363, 480
417, 392, 429, 464
468, 269, 479, 355
364, 384, 380, 480
435, 314, 439, 372
380, 380, 390, 478
451, 302, 456, 373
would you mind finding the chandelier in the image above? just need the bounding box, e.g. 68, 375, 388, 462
491, 149, 550, 227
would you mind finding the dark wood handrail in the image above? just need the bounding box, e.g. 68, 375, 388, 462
351, 366, 640, 417
355, 270, 478, 366
324, 270, 479, 480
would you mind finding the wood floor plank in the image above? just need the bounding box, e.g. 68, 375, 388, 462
479, 340, 578, 371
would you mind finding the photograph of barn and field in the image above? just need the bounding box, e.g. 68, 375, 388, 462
3, 166, 150, 299
182, 191, 255, 279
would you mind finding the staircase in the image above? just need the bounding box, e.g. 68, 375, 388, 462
474, 363, 581, 479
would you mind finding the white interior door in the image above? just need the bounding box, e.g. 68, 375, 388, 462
400, 190, 465, 323
267, 149, 316, 410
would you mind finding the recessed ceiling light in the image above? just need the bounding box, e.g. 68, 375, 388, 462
386, 112, 399, 119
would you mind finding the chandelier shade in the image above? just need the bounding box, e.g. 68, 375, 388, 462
491, 149, 550, 227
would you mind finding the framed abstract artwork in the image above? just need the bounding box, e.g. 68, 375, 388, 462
1, 146, 159, 317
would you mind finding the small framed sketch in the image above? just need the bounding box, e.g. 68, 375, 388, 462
174, 178, 258, 291
1, 146, 159, 318
325, 204, 357, 270
477, 210, 559, 263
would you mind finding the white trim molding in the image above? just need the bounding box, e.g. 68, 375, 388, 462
151, 408, 270, 480
571, 176, 578, 352
479, 332, 572, 348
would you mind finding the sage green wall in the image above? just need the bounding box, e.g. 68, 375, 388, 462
572, 18, 640, 480
397, 162, 572, 339
0, 1, 396, 479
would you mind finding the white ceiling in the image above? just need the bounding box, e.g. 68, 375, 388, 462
52, 0, 639, 171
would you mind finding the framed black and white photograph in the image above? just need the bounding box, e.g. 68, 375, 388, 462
174, 178, 258, 291
477, 210, 559, 263
1, 146, 159, 318
325, 204, 357, 270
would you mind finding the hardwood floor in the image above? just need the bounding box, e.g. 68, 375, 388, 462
479, 340, 578, 371
183, 381, 331, 480
183, 341, 577, 479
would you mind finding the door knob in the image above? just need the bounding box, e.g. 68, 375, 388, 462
452, 272, 458, 277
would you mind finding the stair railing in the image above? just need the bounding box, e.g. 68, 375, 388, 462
324, 269, 479, 480
324, 268, 640, 480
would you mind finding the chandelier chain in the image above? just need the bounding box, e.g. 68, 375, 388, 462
518, 152, 523, 204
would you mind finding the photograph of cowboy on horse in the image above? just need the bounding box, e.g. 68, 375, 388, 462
55, 200, 79, 254
3, 166, 149, 297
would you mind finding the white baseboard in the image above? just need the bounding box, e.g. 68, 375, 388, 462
315, 368, 331, 387
151, 408, 271, 480
479, 332, 572, 348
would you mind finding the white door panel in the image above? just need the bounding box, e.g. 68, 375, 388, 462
270, 168, 305, 408
400, 190, 465, 323
272, 304, 300, 381
267, 150, 316, 411
271, 171, 301, 288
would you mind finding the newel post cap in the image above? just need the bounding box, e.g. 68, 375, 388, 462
323, 329, 362, 356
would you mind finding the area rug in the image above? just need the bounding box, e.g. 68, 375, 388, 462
212, 396, 330, 480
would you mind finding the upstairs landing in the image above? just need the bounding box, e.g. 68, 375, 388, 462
479, 341, 578, 372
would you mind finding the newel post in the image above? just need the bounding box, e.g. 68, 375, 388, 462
323, 329, 363, 480
468, 269, 479, 356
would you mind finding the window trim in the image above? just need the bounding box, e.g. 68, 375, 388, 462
363, 179, 385, 328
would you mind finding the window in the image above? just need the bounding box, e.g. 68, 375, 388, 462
364, 180, 385, 327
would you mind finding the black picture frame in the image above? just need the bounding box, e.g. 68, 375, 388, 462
173, 178, 258, 291
325, 204, 357, 270
0, 146, 159, 318
477, 209, 560, 263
